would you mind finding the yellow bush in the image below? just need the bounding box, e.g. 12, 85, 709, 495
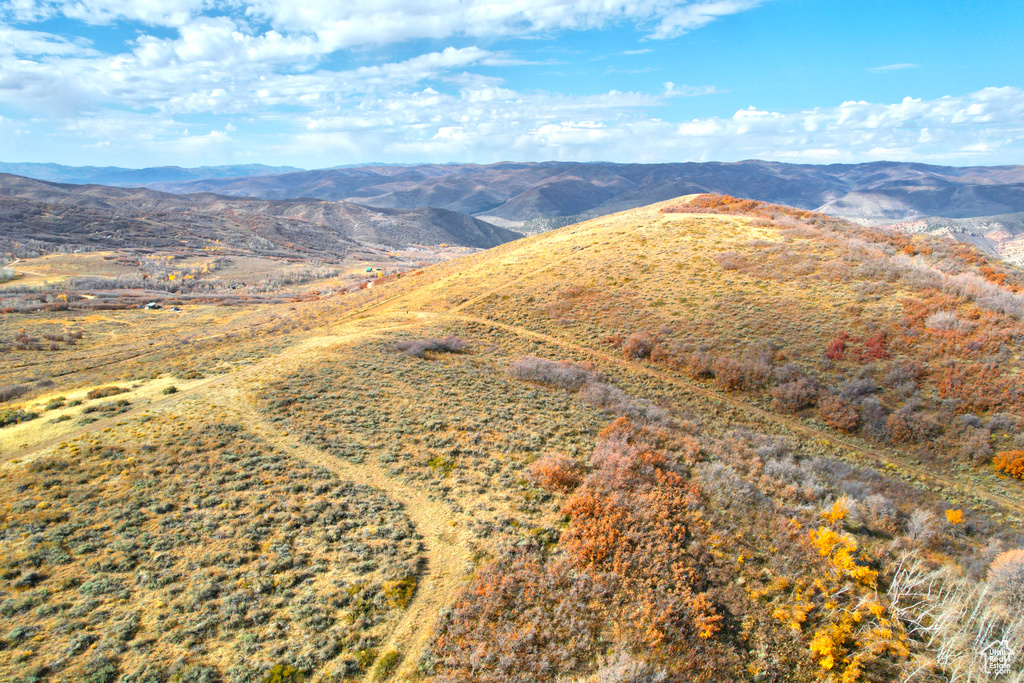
994, 451, 1024, 479
824, 498, 850, 525
809, 528, 877, 587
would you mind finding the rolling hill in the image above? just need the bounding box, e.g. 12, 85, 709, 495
0, 174, 522, 259
0, 195, 1022, 682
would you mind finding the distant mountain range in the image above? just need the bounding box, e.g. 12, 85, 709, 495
5, 160, 1024, 263
0, 174, 520, 258
111, 160, 1024, 225
0, 163, 305, 187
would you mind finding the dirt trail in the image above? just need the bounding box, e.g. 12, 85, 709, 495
4, 259, 47, 277
209, 381, 472, 683
3, 321, 420, 463
3, 316, 472, 681
444, 312, 1024, 516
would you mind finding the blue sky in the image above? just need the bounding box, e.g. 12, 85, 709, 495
1, 0, 1022, 167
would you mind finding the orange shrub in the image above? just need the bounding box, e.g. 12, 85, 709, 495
527, 451, 585, 493
712, 355, 770, 392
684, 350, 715, 379
938, 363, 1021, 413
993, 451, 1024, 479
987, 548, 1024, 607
622, 331, 656, 359
818, 395, 858, 432
432, 419, 731, 682
944, 509, 964, 525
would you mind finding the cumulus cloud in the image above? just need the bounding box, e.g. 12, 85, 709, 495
5, 1, 768, 46
285, 85, 1024, 164
249, 85, 1024, 166
0, 27, 98, 56
5, 0, 209, 26
0, 1, 767, 156
8, 49, 1024, 167
663, 87, 1024, 162
1, 1, 1020, 167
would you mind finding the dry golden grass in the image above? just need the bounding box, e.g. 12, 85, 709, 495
1, 195, 1022, 682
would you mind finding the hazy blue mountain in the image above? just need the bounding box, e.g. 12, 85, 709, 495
0, 163, 305, 186
132, 160, 1024, 224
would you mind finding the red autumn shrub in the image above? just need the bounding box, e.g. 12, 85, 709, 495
527, 451, 585, 493
885, 404, 940, 444
825, 335, 848, 360
622, 331, 656, 360
818, 395, 859, 432
862, 333, 890, 360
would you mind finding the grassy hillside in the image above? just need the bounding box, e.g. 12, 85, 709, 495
1, 195, 1022, 683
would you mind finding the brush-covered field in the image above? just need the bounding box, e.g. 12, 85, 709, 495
1, 195, 1022, 683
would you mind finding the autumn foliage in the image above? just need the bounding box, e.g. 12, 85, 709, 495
526, 451, 584, 493
993, 450, 1024, 479
431, 419, 730, 681
817, 395, 859, 432
824, 332, 889, 363
660, 194, 819, 221
987, 548, 1024, 608
562, 427, 722, 651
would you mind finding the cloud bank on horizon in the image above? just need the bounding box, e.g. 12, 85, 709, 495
1, 0, 1022, 167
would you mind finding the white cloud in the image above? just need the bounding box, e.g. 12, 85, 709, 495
866, 63, 919, 73
649, 0, 766, 39
658, 87, 1024, 162
0, 1, 765, 142
6, 0, 210, 26
269, 86, 1024, 166
663, 81, 721, 97
1, 2, 1020, 167
5, 1, 768, 45
8, 61, 1024, 166
0, 27, 98, 56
